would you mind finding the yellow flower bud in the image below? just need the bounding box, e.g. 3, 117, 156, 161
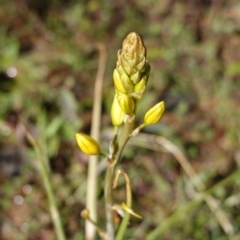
121, 73, 134, 92
75, 133, 100, 155
113, 69, 127, 94
111, 94, 124, 126
144, 101, 165, 125
116, 92, 135, 115
114, 32, 150, 100
81, 208, 90, 219
131, 77, 147, 99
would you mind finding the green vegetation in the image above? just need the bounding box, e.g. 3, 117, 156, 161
1, 0, 240, 239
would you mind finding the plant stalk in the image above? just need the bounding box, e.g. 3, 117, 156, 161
24, 124, 66, 240
104, 115, 135, 239
115, 171, 132, 240
104, 164, 116, 240
86, 43, 106, 240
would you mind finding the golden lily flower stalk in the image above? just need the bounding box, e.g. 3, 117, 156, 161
76, 32, 165, 240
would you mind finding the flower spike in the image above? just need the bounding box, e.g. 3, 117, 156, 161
114, 32, 150, 101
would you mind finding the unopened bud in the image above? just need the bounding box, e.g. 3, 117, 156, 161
81, 208, 90, 219
111, 94, 124, 126
76, 133, 100, 155
113, 69, 128, 94
114, 32, 150, 100
131, 76, 147, 99
116, 92, 135, 115
144, 101, 165, 125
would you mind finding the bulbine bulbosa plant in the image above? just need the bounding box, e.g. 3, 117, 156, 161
76, 32, 165, 240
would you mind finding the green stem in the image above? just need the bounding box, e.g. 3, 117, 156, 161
116, 210, 130, 240
38, 153, 66, 240
104, 164, 116, 240
115, 172, 132, 240
86, 43, 106, 239
114, 115, 135, 165
104, 115, 135, 239
24, 126, 66, 240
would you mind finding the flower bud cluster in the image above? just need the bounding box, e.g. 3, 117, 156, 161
111, 32, 150, 118
76, 32, 165, 156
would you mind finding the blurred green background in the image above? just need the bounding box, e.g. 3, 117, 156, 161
1, 0, 240, 239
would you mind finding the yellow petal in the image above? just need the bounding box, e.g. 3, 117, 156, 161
75, 133, 100, 155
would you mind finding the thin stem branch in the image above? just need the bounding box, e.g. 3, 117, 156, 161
115, 170, 132, 240
86, 43, 106, 240
104, 163, 115, 240
23, 123, 66, 240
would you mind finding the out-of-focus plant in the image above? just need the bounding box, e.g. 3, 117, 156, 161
76, 32, 165, 240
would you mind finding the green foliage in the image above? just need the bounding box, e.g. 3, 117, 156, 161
1, 0, 240, 239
